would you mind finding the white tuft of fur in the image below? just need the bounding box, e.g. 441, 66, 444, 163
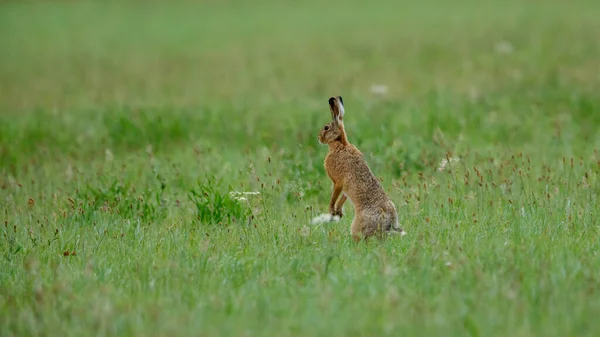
389, 228, 407, 237
311, 213, 340, 225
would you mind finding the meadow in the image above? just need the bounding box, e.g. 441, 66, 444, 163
1, 0, 600, 336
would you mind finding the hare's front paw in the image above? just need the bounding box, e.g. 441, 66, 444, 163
332, 209, 344, 218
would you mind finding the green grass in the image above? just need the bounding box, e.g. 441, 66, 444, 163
2, 0, 600, 336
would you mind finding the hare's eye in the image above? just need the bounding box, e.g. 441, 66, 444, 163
324, 125, 330, 131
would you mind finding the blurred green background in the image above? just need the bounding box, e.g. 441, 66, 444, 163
1, 1, 600, 336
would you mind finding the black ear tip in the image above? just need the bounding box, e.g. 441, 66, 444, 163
328, 97, 336, 105
338, 96, 343, 105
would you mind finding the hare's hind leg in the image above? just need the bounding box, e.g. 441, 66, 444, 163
361, 209, 394, 241
350, 214, 368, 242
352, 215, 384, 242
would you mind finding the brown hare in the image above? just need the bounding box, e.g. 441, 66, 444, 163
318, 96, 404, 242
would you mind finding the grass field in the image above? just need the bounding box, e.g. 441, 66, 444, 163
2, 0, 600, 336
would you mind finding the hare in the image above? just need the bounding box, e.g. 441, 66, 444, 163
318, 96, 404, 242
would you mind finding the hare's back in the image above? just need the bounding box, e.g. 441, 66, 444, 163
344, 154, 389, 200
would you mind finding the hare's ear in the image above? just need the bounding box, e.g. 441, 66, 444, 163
328, 96, 345, 124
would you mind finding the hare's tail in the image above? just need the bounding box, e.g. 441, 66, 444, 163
389, 220, 406, 236
385, 202, 405, 236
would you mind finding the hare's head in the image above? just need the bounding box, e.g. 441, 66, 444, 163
318, 96, 347, 145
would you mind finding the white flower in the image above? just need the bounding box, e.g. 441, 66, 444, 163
370, 84, 389, 95
300, 225, 310, 237
65, 164, 73, 180
229, 191, 260, 196
105, 149, 114, 162
494, 41, 514, 55
229, 191, 259, 203
438, 157, 460, 172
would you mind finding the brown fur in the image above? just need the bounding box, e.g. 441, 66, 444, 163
318, 96, 402, 242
